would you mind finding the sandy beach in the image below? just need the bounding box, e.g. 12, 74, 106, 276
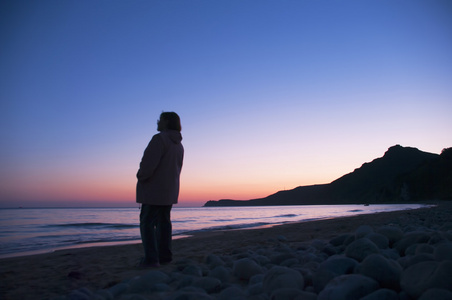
1, 201, 452, 300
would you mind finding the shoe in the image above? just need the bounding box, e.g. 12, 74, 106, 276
138, 258, 160, 269
160, 258, 172, 265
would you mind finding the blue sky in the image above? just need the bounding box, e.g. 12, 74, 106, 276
1, 0, 451, 207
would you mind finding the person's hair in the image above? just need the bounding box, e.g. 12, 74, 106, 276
160, 112, 182, 131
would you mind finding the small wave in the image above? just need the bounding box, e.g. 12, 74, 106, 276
71, 236, 140, 245
348, 210, 363, 212
172, 220, 194, 223
183, 222, 272, 234
274, 214, 298, 218
44, 223, 138, 229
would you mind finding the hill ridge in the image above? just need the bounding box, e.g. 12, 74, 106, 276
204, 145, 451, 207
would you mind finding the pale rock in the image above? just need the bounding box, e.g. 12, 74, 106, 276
318, 256, 358, 275
270, 253, 296, 265
175, 274, 195, 289
415, 243, 435, 255
311, 239, 328, 251
303, 260, 320, 271
312, 256, 358, 292
377, 226, 403, 246
192, 277, 222, 294
149, 283, 171, 292
367, 233, 389, 249
233, 258, 263, 281
270, 288, 305, 300
329, 233, 354, 247
92, 290, 113, 300
318, 274, 379, 300
107, 282, 128, 297
380, 248, 400, 260
280, 258, 299, 267
322, 245, 339, 256
208, 265, 231, 282
182, 265, 203, 276
167, 290, 214, 300
68, 288, 92, 300
247, 283, 264, 296
205, 254, 224, 268
434, 242, 452, 261
419, 288, 452, 300
360, 288, 398, 300
401, 261, 452, 299
253, 254, 271, 266
299, 253, 324, 265
404, 253, 435, 268
263, 266, 304, 293
298, 267, 313, 287
395, 231, 431, 255
218, 286, 246, 300
345, 238, 379, 262
355, 225, 374, 238
403, 244, 415, 256
249, 273, 265, 285
127, 271, 170, 293
357, 254, 402, 290
313, 269, 336, 293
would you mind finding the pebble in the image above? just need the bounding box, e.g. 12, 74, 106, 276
58, 211, 452, 300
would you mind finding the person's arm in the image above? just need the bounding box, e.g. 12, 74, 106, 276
137, 135, 165, 182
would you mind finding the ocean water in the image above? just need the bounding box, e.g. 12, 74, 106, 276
0, 204, 427, 258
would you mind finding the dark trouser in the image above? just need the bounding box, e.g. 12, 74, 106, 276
139, 204, 173, 264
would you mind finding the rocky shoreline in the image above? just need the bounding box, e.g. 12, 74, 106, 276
52, 202, 452, 300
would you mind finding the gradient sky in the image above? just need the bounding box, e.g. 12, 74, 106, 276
1, 0, 451, 208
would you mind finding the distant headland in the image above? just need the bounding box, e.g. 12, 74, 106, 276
204, 145, 452, 207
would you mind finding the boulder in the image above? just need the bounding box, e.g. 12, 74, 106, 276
345, 238, 380, 262
395, 231, 431, 255
360, 288, 398, 300
319, 256, 359, 275
182, 265, 203, 276
330, 233, 354, 247
218, 286, 246, 300
263, 266, 304, 293
415, 243, 434, 255
233, 258, 263, 281
208, 265, 231, 282
400, 261, 452, 298
127, 271, 170, 293
355, 225, 374, 238
357, 254, 402, 290
205, 254, 225, 268
376, 226, 403, 246
318, 274, 379, 300
192, 277, 222, 294
434, 242, 452, 261
419, 288, 452, 300
367, 233, 389, 249
270, 288, 305, 300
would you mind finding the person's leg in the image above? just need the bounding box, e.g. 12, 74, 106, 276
139, 204, 159, 265
156, 205, 173, 264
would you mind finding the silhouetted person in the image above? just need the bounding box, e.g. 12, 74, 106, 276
136, 112, 184, 267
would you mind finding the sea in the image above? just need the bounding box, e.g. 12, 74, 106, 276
0, 204, 428, 259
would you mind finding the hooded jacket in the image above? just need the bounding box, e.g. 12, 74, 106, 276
136, 130, 184, 205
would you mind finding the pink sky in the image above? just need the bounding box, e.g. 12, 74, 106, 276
1, 1, 451, 208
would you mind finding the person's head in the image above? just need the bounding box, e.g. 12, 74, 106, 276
157, 112, 182, 132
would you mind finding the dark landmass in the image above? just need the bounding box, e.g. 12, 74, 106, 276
204, 145, 452, 207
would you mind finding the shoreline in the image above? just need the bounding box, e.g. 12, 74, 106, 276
1, 201, 451, 299
0, 203, 430, 260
